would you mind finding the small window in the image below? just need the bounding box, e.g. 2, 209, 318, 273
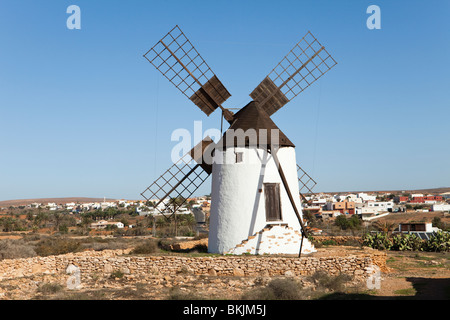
235, 152, 243, 163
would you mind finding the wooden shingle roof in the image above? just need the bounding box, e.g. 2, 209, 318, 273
216, 101, 294, 150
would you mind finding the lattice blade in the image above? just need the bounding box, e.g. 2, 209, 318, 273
251, 31, 337, 116
141, 152, 210, 220
297, 164, 317, 195
144, 25, 231, 116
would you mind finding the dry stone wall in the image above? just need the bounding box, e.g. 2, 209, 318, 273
0, 248, 387, 283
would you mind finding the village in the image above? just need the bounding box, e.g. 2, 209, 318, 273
304, 191, 450, 221
1, 189, 449, 238
0, 196, 199, 235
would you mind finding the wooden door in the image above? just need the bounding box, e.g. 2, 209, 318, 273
264, 183, 282, 221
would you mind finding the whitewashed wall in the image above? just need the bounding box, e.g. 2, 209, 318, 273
208, 146, 314, 254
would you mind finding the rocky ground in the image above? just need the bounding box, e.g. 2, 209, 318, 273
0, 246, 448, 300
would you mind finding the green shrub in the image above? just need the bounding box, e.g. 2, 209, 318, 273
0, 239, 37, 260
35, 237, 81, 257
308, 271, 353, 292
342, 238, 363, 247
169, 287, 203, 300
158, 238, 176, 251
267, 278, 304, 300
131, 240, 159, 254
110, 270, 125, 279
58, 224, 69, 234
335, 215, 361, 231
37, 283, 63, 294
321, 239, 337, 246
242, 278, 306, 300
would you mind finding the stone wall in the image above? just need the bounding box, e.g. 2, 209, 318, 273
0, 248, 387, 283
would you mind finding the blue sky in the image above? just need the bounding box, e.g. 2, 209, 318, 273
0, 0, 449, 201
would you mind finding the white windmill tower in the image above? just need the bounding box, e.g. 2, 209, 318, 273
141, 26, 337, 255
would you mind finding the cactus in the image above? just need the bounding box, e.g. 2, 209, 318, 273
362, 232, 392, 250
392, 234, 423, 251
363, 231, 450, 252
422, 231, 450, 252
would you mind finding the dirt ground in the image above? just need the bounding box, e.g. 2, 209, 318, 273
374, 250, 450, 299
298, 245, 450, 299
1, 240, 449, 300
377, 211, 450, 225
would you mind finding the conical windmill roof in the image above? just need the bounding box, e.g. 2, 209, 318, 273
216, 101, 294, 150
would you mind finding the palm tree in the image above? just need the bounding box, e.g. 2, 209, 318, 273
168, 196, 186, 237
52, 212, 63, 230
34, 211, 49, 228
373, 221, 397, 235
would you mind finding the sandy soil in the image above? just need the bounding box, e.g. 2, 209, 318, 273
375, 250, 450, 299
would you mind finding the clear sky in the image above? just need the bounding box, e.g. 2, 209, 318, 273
0, 0, 449, 201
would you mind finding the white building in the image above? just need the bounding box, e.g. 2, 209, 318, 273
47, 203, 58, 211
336, 193, 360, 203
101, 202, 117, 209
356, 207, 378, 216
90, 220, 124, 229
397, 222, 440, 234
358, 193, 377, 202
311, 197, 328, 206
432, 203, 450, 212
367, 201, 394, 212
356, 201, 394, 218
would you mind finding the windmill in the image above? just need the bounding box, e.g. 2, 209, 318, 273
141, 25, 336, 255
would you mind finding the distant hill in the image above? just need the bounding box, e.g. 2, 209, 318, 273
1, 187, 449, 208
320, 187, 450, 195
0, 197, 122, 208
394, 187, 450, 194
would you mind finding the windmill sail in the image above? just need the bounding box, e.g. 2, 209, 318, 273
297, 164, 317, 204
250, 31, 337, 116
144, 25, 231, 118
141, 138, 214, 219
297, 164, 317, 195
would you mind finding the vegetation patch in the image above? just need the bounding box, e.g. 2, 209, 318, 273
34, 237, 81, 257
394, 288, 416, 296
362, 231, 450, 252
0, 239, 36, 260
242, 278, 309, 300
130, 239, 159, 254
